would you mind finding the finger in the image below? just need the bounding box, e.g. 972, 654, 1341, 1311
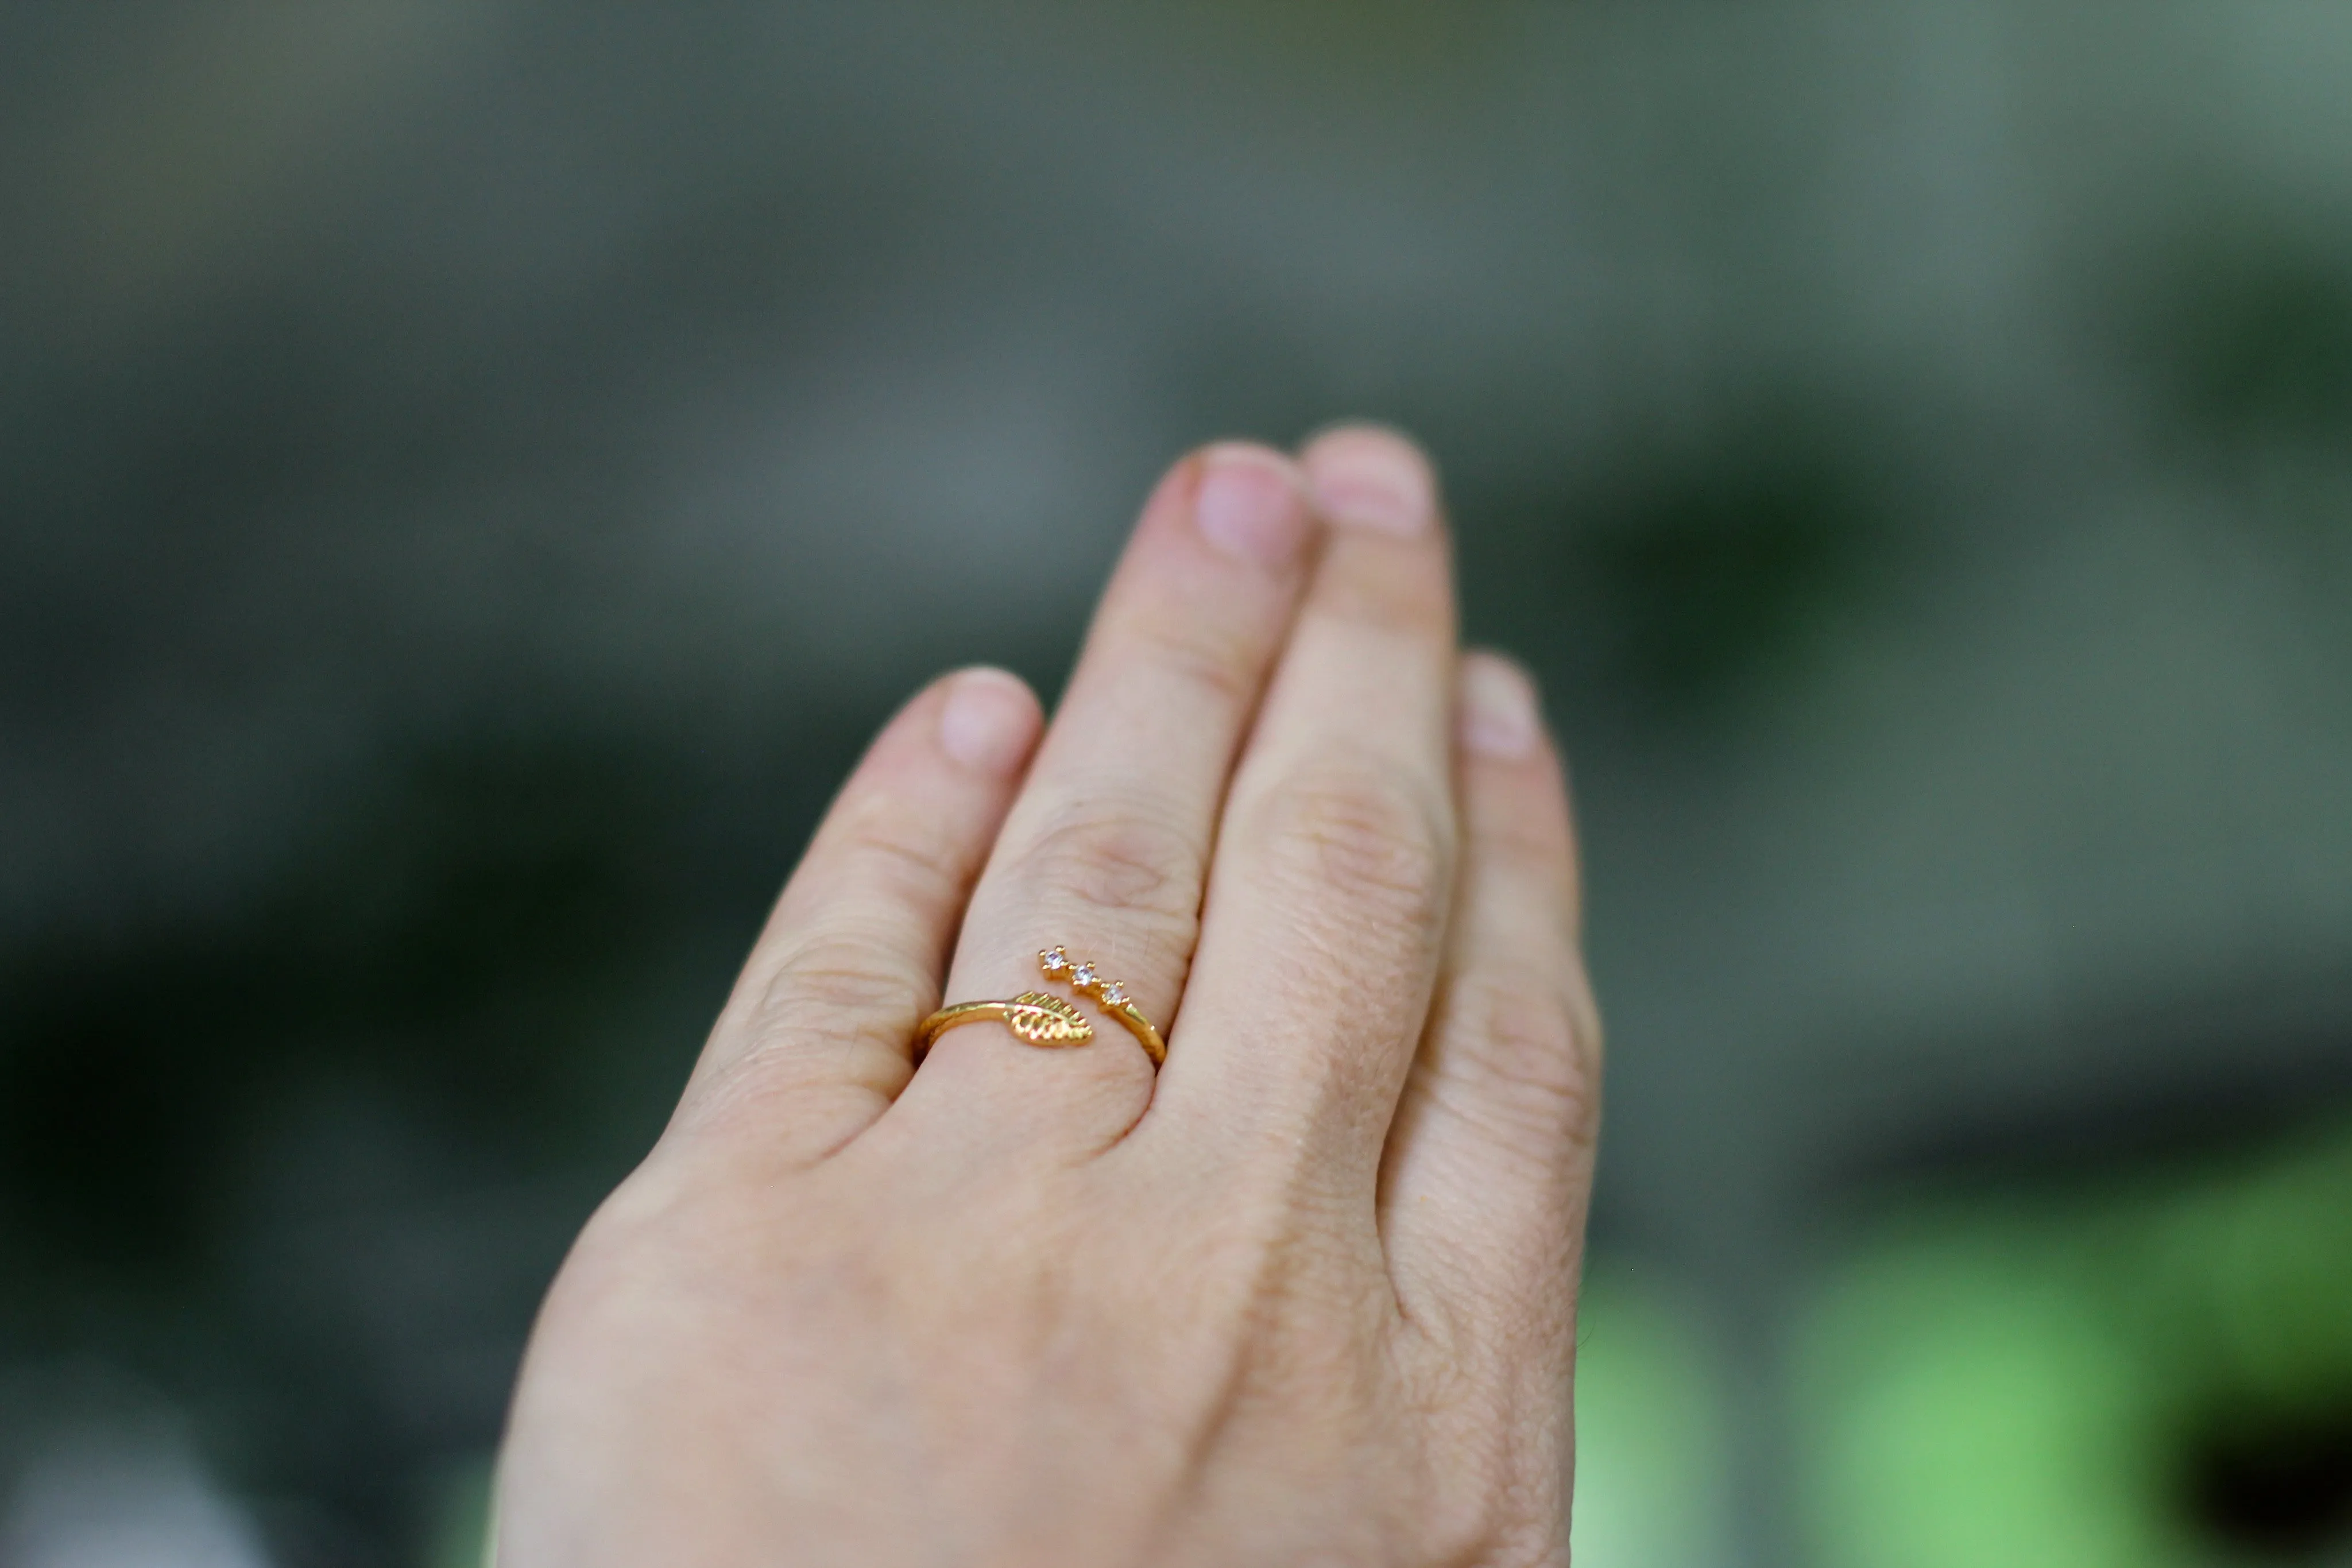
1379, 653, 1600, 1354
670, 667, 1042, 1163
884, 443, 1318, 1155
1140, 425, 1458, 1192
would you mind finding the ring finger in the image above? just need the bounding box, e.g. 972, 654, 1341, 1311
880, 442, 1319, 1155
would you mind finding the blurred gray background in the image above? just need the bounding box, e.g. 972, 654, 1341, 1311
3, 4, 2350, 1566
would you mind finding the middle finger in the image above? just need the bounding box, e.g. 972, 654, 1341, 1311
883, 442, 1318, 1154
1137, 425, 1459, 1194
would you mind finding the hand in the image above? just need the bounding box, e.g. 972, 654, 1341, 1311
494, 427, 1601, 1566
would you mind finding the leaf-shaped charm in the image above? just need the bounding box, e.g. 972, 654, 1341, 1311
1004, 990, 1093, 1046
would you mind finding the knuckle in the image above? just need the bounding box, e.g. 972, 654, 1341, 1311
1250, 764, 1451, 932
1436, 967, 1602, 1151
755, 931, 929, 1031
1416, 1470, 1553, 1568
835, 797, 963, 904
1012, 803, 1204, 926
1119, 612, 1262, 711
1434, 1483, 1566, 1568
1469, 815, 1572, 878
1392, 1356, 1565, 1567
686, 930, 926, 1139
1307, 549, 1453, 640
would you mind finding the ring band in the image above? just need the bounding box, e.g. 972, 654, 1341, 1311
910, 947, 1170, 1070
1039, 947, 1167, 1067
912, 992, 1090, 1063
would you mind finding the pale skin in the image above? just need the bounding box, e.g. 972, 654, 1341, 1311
495, 426, 1602, 1566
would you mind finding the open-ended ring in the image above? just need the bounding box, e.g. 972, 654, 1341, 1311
910, 947, 1169, 1069
1038, 946, 1167, 1067
912, 992, 1091, 1063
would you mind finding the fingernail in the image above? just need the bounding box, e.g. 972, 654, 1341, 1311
1305, 425, 1437, 537
1193, 444, 1312, 567
939, 668, 1038, 772
1459, 655, 1539, 760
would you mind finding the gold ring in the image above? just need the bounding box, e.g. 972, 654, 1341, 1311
910, 946, 1169, 1069
912, 992, 1091, 1063
1039, 946, 1167, 1067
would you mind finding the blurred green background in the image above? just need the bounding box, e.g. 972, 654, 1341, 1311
3, 4, 2349, 1565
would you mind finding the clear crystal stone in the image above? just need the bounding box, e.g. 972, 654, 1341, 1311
1040, 947, 1069, 973
1101, 982, 1127, 1006
1072, 963, 1098, 989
